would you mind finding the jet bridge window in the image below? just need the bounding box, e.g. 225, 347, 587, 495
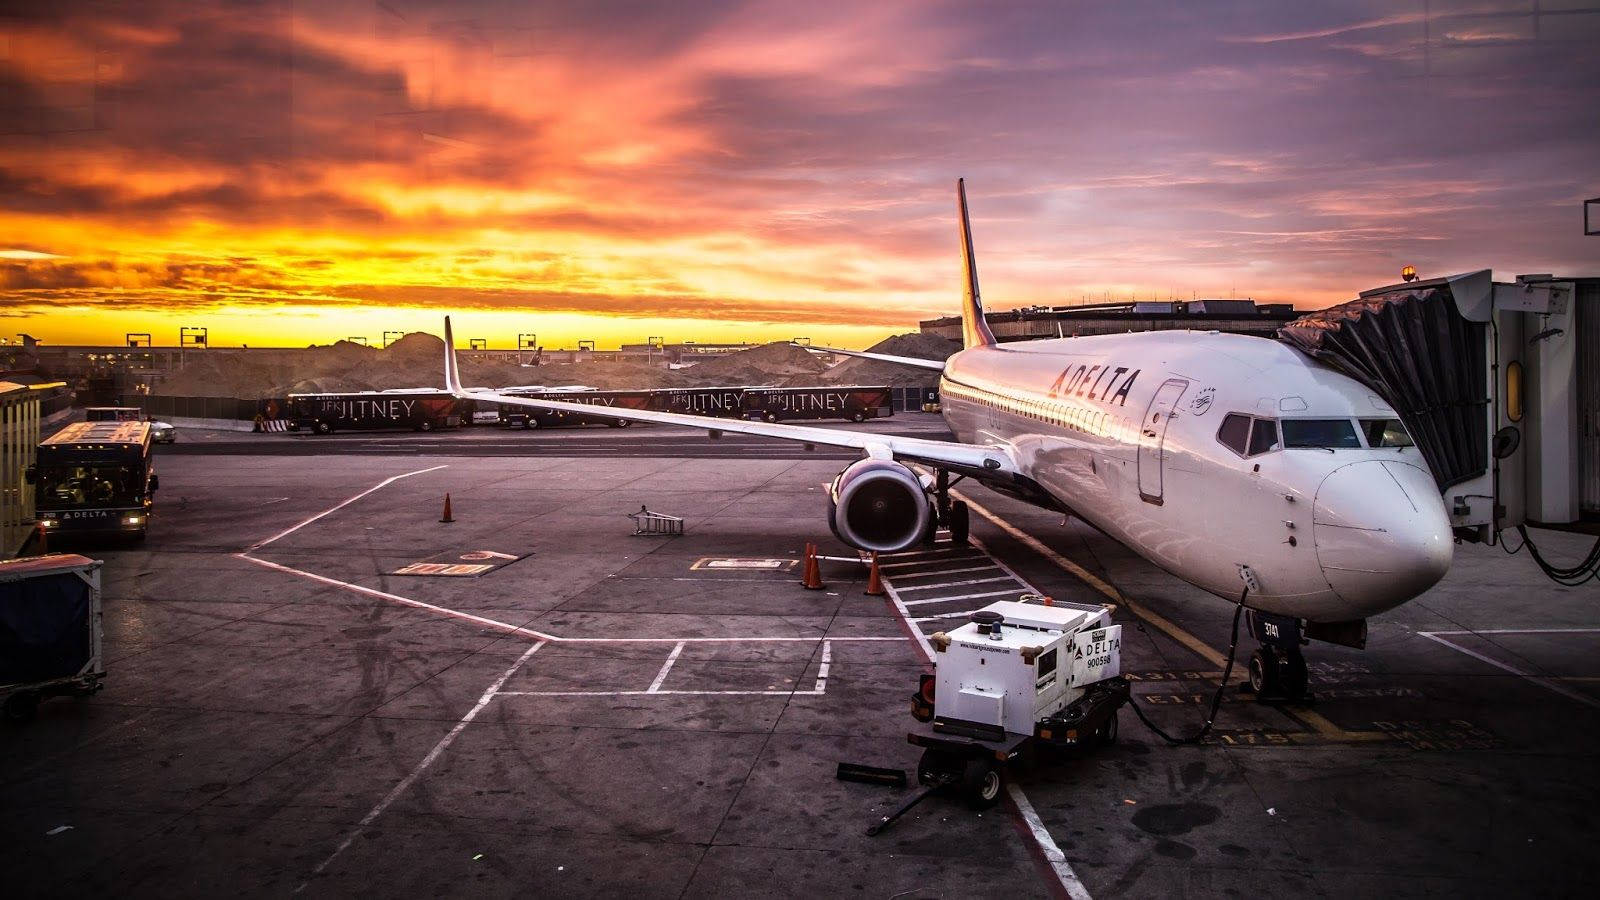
1361, 418, 1414, 448
1281, 418, 1361, 449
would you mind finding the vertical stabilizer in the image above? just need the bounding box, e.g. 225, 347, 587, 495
957, 178, 997, 349
443, 316, 464, 395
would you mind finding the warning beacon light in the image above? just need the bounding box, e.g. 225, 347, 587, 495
1401, 265, 1418, 282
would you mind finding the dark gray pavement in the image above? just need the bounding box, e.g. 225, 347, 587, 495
4, 440, 1597, 898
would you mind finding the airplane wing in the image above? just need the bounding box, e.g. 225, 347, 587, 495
443, 318, 1016, 477
793, 344, 948, 372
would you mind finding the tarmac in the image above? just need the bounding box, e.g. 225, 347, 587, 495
4, 417, 1598, 898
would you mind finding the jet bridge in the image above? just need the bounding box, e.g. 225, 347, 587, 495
1279, 271, 1598, 568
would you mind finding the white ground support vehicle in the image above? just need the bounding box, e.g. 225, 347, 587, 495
906, 599, 1129, 810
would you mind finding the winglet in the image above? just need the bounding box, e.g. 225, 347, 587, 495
957, 178, 997, 349
443, 316, 464, 396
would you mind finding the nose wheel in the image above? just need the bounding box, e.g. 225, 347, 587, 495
1247, 647, 1309, 701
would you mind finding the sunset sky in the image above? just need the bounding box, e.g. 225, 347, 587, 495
2, 1, 1596, 349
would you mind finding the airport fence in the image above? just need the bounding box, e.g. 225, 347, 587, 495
119, 394, 263, 421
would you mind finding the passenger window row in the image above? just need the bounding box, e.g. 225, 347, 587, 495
946, 381, 1127, 439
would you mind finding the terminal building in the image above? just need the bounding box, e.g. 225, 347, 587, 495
920, 299, 1298, 342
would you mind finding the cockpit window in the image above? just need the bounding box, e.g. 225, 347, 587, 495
1218, 413, 1280, 458
1217, 414, 1250, 455
1248, 418, 1279, 455
1281, 419, 1361, 449
1361, 418, 1414, 448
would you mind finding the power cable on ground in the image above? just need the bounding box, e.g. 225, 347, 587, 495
1126, 585, 1250, 745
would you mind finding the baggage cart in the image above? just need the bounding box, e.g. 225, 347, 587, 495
0, 553, 104, 722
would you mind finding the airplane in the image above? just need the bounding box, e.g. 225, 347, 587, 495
442, 179, 1452, 699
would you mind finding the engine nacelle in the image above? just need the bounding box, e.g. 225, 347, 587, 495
827, 458, 933, 553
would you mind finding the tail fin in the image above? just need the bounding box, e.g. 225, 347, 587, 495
957, 178, 997, 349
443, 316, 465, 395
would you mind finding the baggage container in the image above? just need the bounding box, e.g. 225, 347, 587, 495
0, 553, 104, 722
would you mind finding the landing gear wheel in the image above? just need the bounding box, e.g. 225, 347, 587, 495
948, 500, 970, 546
4, 691, 39, 723
961, 758, 1003, 809
1281, 650, 1309, 700
1096, 710, 1120, 747
916, 749, 956, 786
1248, 648, 1281, 697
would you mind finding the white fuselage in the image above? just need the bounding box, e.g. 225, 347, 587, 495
940, 330, 1453, 623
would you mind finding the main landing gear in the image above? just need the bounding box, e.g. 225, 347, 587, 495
1245, 611, 1310, 701
930, 469, 970, 547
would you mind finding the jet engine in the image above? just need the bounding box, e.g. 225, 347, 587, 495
827, 459, 934, 553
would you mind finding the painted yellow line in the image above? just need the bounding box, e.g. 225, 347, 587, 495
955, 491, 1226, 669
955, 490, 1389, 743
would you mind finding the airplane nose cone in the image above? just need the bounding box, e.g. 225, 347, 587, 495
1313, 460, 1452, 616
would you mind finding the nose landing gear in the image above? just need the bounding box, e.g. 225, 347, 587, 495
1245, 611, 1311, 701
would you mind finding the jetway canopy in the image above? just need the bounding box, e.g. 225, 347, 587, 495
1278, 276, 1489, 491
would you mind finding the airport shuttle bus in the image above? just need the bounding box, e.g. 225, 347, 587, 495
653, 387, 748, 418
498, 389, 653, 428
742, 386, 893, 423
31, 421, 159, 540
288, 390, 467, 434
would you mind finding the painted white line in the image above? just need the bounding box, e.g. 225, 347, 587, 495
1422, 628, 1600, 636
879, 547, 969, 560
814, 640, 832, 692
901, 588, 1023, 607
237, 554, 560, 642
245, 551, 896, 646
910, 609, 986, 624
895, 575, 1015, 592
648, 642, 686, 693
880, 576, 935, 662
1007, 781, 1093, 900
878, 524, 1092, 900
886, 564, 1002, 580
1416, 632, 1600, 710
879, 553, 986, 570
498, 689, 825, 697
249, 464, 446, 551
296, 641, 545, 893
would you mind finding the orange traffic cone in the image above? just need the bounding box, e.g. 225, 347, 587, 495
800, 542, 825, 590
439, 493, 455, 523
864, 552, 885, 596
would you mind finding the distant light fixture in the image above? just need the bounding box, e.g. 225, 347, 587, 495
1401, 265, 1418, 282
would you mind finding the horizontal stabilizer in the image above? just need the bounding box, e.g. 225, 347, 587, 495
792, 344, 947, 372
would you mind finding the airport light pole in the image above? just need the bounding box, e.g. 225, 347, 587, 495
347, 336, 369, 346
518, 333, 537, 366
383, 331, 404, 349
179, 326, 207, 368
469, 338, 487, 351
126, 333, 151, 347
